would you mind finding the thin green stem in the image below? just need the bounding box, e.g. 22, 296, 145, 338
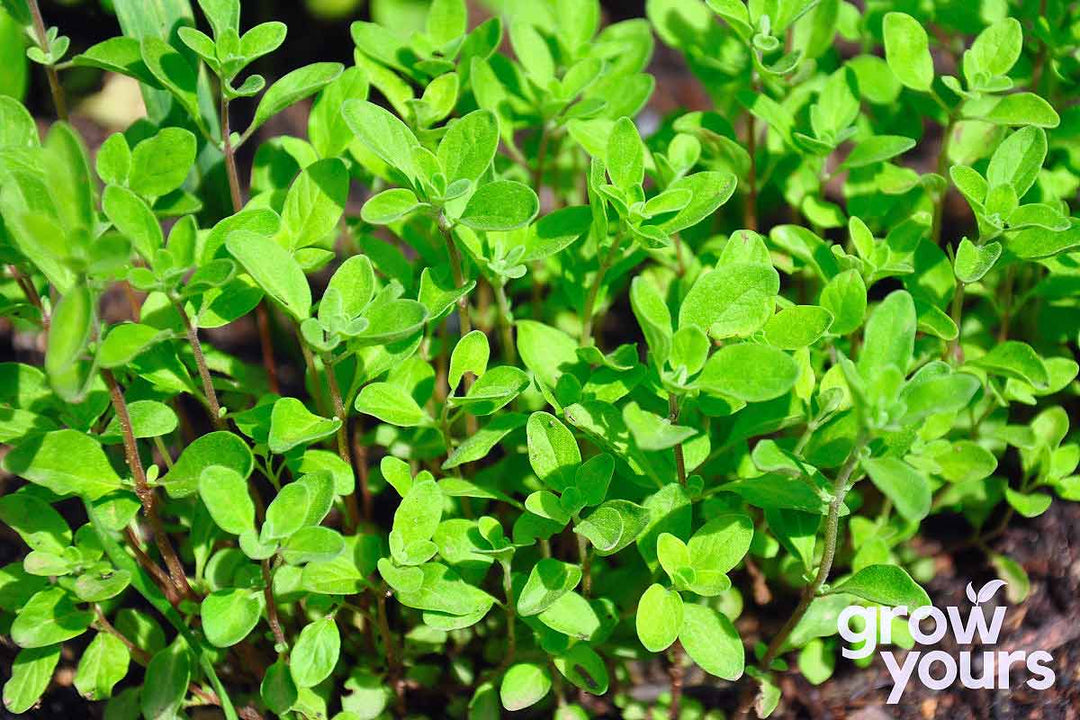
321, 350, 366, 529
580, 233, 625, 347
668, 393, 687, 485
438, 216, 472, 335
758, 434, 868, 672
27, 0, 68, 122
577, 531, 592, 598
931, 115, 956, 246
375, 585, 405, 715
946, 281, 965, 362
500, 560, 517, 667
493, 281, 517, 366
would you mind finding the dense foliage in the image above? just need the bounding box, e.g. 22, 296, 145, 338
1, 0, 1078, 718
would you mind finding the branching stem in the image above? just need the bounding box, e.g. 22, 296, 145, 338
103, 369, 193, 601
173, 301, 225, 429
261, 559, 288, 652
580, 233, 625, 347
27, 0, 68, 122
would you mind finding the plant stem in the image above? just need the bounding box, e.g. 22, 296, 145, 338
124, 526, 181, 608
493, 281, 517, 366
580, 233, 625, 347
103, 369, 193, 601
758, 434, 867, 673
533, 124, 550, 200
501, 561, 517, 667
321, 351, 366, 530
173, 301, 225, 430
668, 641, 685, 720
27, 0, 68, 122
931, 117, 956, 246
745, 111, 757, 231
221, 90, 280, 395
669, 393, 687, 485
261, 559, 288, 652
437, 216, 472, 335
577, 532, 592, 598
945, 281, 965, 362
375, 585, 405, 715
220, 95, 243, 212
997, 265, 1016, 342
9, 265, 46, 326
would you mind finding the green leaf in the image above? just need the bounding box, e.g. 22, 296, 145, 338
697, 344, 799, 403
75, 632, 129, 701
438, 109, 499, 184
500, 663, 551, 712
986, 126, 1046, 199
687, 513, 754, 594
858, 290, 916, 378
983, 93, 1060, 129
0, 492, 70, 554
129, 128, 197, 198
969, 341, 1049, 388
883, 12, 933, 92
162, 430, 253, 498
44, 286, 93, 401
862, 457, 931, 523
458, 180, 539, 232
897, 371, 981, 424
227, 230, 311, 320
636, 583, 683, 652
393, 479, 443, 550
763, 306, 834, 349
623, 401, 696, 451
630, 276, 672, 366
103, 185, 162, 260
517, 558, 582, 616
263, 482, 311, 541
574, 500, 650, 556
932, 440, 998, 483
196, 0, 240, 39
141, 641, 190, 720
449, 330, 490, 391
527, 412, 581, 492
98, 323, 168, 369
356, 382, 428, 426
342, 99, 420, 179
282, 526, 345, 565
606, 116, 644, 192
450, 366, 529, 415
831, 565, 931, 607
289, 617, 339, 690
202, 588, 263, 647
679, 263, 780, 339
360, 188, 424, 225
261, 659, 298, 715
965, 18, 1022, 83
96, 133, 130, 186
309, 66, 370, 159
554, 643, 609, 695
649, 171, 737, 235
249, 63, 344, 137
1004, 488, 1052, 518
12, 587, 92, 648
199, 466, 255, 535
140, 37, 203, 130
268, 397, 341, 454
443, 414, 528, 470
282, 158, 349, 249
840, 135, 916, 169
954, 238, 1001, 283
3, 645, 60, 713
678, 604, 744, 680
509, 21, 554, 86
427, 0, 467, 45
3, 430, 123, 500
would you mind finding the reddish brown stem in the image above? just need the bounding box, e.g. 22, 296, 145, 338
261, 559, 287, 651
27, 0, 68, 122
104, 369, 193, 601
173, 301, 225, 429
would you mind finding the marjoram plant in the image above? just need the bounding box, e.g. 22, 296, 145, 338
1, 0, 1078, 717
